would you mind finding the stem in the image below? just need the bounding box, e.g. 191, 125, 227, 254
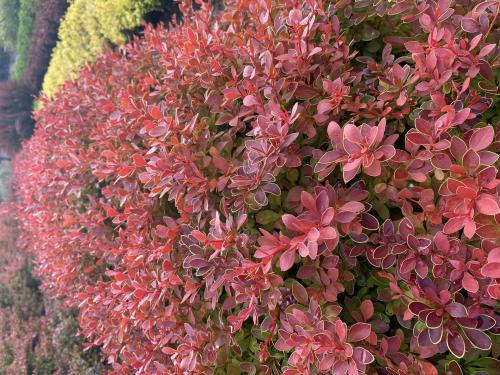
484, 5, 499, 41
258, 308, 280, 361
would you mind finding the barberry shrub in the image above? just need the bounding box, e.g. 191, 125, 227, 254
13, 0, 500, 374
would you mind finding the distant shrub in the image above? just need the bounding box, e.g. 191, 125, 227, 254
23, 0, 68, 92
0, 80, 34, 153
0, 162, 12, 203
0, 210, 48, 374
10, 0, 38, 80
0, 205, 104, 374
0, 48, 11, 82
42, 0, 161, 97
0, 0, 19, 50
14, 0, 500, 374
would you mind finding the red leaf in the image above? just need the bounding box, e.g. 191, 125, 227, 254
447, 332, 465, 358
476, 196, 500, 215
446, 302, 468, 318
150, 106, 162, 119
360, 300, 374, 321
133, 154, 147, 168
161, 347, 177, 355
292, 280, 308, 305
462, 328, 491, 350
348, 322, 371, 342
133, 289, 148, 299
118, 166, 135, 178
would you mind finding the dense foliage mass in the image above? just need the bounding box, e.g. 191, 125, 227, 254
41, 0, 162, 98
0, 47, 10, 82
14, 0, 500, 374
23, 0, 68, 92
0, 0, 20, 50
10, 0, 39, 80
0, 0, 66, 154
0, 209, 47, 374
0, 80, 34, 152
0, 205, 104, 374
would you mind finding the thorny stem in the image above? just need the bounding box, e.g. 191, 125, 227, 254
258, 308, 281, 361
484, 4, 499, 41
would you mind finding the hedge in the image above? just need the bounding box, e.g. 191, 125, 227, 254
0, 204, 104, 373
14, 0, 500, 374
23, 0, 68, 92
10, 0, 38, 80
41, 0, 161, 98
0, 0, 19, 50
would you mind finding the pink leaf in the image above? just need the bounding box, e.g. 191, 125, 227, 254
243, 95, 259, 107
353, 347, 374, 364
280, 250, 295, 271
462, 272, 479, 293
476, 196, 500, 215
481, 263, 500, 278
469, 126, 494, 151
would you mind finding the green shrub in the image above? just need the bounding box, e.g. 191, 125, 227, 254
0, 0, 19, 50
42, 0, 160, 97
0, 162, 12, 202
10, 0, 38, 80
1, 342, 14, 369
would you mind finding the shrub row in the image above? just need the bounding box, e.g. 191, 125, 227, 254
23, 0, 68, 92
0, 0, 66, 154
15, 0, 500, 374
0, 0, 19, 50
10, 0, 38, 80
0, 207, 50, 374
41, 0, 162, 98
0, 205, 104, 374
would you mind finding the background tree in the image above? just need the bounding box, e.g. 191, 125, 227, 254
0, 0, 20, 50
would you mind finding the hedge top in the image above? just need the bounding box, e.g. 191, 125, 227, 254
14, 0, 500, 374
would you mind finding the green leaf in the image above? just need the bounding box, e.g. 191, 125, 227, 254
255, 210, 281, 226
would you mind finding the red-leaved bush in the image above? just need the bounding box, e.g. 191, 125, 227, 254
12, 0, 500, 374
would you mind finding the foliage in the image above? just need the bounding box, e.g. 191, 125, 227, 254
0, 209, 50, 373
0, 0, 19, 50
14, 0, 500, 374
10, 0, 38, 80
0, 80, 34, 153
0, 47, 11, 82
0, 205, 104, 374
23, 0, 68, 92
41, 0, 162, 98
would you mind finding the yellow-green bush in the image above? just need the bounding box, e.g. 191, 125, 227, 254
42, 0, 160, 98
